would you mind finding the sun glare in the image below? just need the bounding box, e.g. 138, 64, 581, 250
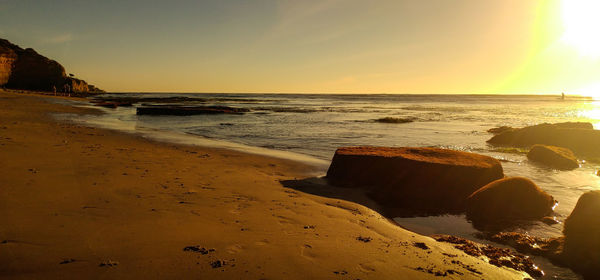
577, 82, 600, 99
561, 0, 600, 58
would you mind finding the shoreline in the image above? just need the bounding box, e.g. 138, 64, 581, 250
54, 100, 331, 171
0, 90, 530, 279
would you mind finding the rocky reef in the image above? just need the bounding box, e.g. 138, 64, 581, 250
485, 191, 600, 279
136, 105, 250, 116
433, 234, 544, 277
0, 38, 102, 94
487, 122, 600, 158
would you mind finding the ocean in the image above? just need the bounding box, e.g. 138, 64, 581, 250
60, 93, 600, 279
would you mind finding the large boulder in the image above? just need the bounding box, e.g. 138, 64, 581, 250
562, 191, 600, 279
487, 122, 600, 157
527, 144, 579, 170
326, 147, 504, 215
466, 177, 555, 223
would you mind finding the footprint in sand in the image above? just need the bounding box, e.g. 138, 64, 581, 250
358, 263, 376, 273
254, 239, 269, 246
226, 244, 244, 254
300, 244, 317, 261
275, 215, 297, 225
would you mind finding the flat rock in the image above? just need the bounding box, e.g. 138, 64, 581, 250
487, 122, 600, 157
466, 177, 555, 224
488, 232, 563, 259
136, 105, 249, 116
487, 126, 515, 135
527, 144, 579, 170
326, 147, 504, 215
562, 190, 600, 279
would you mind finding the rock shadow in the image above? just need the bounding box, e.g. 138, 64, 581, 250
279, 177, 384, 214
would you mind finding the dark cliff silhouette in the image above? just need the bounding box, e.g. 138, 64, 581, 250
0, 38, 103, 94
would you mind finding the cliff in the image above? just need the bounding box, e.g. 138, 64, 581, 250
0, 38, 102, 94
0, 43, 17, 85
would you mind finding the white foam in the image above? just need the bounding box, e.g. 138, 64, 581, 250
53, 102, 329, 171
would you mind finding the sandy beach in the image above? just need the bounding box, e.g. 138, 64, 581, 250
0, 90, 530, 279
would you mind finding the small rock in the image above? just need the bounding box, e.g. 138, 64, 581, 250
356, 236, 372, 243
210, 260, 225, 268
59, 258, 75, 264
183, 246, 215, 255
333, 270, 348, 275
413, 242, 429, 250
99, 260, 119, 267
527, 145, 578, 170
541, 216, 559, 225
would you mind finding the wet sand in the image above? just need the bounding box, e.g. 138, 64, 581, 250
0, 90, 529, 279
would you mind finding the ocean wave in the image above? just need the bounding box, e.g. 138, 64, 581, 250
251, 107, 319, 113
401, 105, 469, 113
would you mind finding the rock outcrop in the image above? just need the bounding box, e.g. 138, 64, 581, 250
487, 126, 514, 135
477, 191, 600, 279
433, 234, 544, 277
0, 42, 17, 85
374, 117, 415, 124
0, 38, 102, 94
466, 177, 555, 223
562, 190, 600, 279
488, 232, 563, 260
326, 147, 504, 215
136, 105, 250, 116
487, 122, 600, 157
527, 144, 579, 170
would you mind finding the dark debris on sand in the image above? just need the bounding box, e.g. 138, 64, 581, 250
210, 259, 235, 269
487, 232, 563, 259
413, 242, 430, 250
413, 266, 464, 277
183, 245, 216, 255
433, 234, 543, 277
59, 258, 75, 264
356, 236, 372, 243
99, 260, 119, 267
210, 260, 225, 268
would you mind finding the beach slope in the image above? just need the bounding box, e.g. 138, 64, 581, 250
0, 91, 528, 279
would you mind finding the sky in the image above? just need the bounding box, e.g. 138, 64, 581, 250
0, 0, 599, 95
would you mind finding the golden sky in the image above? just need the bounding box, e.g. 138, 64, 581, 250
1, 0, 599, 95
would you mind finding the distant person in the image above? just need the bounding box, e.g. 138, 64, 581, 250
561, 92, 565, 100
63, 84, 70, 96
52, 85, 56, 96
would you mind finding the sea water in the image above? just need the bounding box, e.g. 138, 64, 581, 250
65, 93, 600, 279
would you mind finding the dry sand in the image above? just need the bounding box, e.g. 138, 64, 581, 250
0, 90, 530, 279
